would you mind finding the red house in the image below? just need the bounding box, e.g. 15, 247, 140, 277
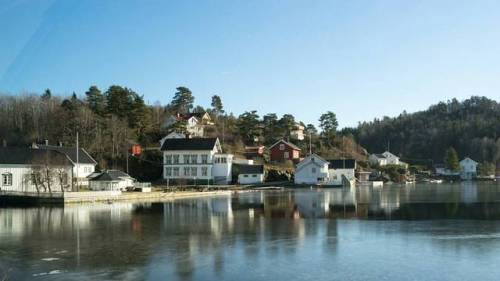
269, 139, 301, 162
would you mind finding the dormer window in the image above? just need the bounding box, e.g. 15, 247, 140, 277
279, 144, 285, 150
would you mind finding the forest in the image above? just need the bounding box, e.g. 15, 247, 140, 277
0, 86, 364, 180
347, 96, 500, 169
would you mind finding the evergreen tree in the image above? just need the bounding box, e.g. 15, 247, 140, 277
319, 111, 338, 136
41, 89, 52, 101
171, 87, 194, 113
85, 86, 106, 116
211, 95, 224, 115
105, 85, 133, 119
444, 147, 460, 171
237, 111, 261, 144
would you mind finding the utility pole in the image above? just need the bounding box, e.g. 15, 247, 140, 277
76, 131, 79, 191
309, 133, 312, 155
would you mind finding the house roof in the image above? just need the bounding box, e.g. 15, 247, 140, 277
90, 170, 133, 182
460, 157, 478, 164
269, 139, 301, 151
328, 159, 356, 169
37, 145, 97, 165
237, 164, 264, 174
160, 138, 219, 151
0, 147, 73, 166
372, 154, 386, 159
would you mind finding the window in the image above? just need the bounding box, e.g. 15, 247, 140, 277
183, 155, 190, 164
191, 155, 198, 164
2, 173, 12, 186
191, 167, 197, 176
165, 167, 172, 176
184, 167, 190, 176
202, 167, 208, 176
279, 144, 285, 150
284, 152, 289, 159
312, 167, 316, 173
173, 167, 180, 176
252, 175, 257, 178
165, 155, 172, 164
244, 175, 249, 178
216, 157, 227, 164
173, 155, 179, 164
201, 155, 208, 164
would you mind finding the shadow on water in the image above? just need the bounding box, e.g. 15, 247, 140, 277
2, 182, 500, 280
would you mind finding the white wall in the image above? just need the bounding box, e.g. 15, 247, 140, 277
0, 164, 73, 192
89, 178, 134, 191
328, 168, 355, 186
295, 162, 329, 184
163, 148, 220, 181
238, 174, 264, 184
213, 154, 233, 184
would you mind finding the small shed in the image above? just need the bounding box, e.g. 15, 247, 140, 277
88, 170, 135, 191
237, 165, 264, 184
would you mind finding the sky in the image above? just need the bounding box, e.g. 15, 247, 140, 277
1, 0, 500, 128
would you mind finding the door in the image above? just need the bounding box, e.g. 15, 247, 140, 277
284, 151, 289, 159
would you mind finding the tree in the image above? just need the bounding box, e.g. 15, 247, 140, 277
236, 111, 261, 144
444, 147, 460, 171
279, 114, 296, 137
478, 162, 495, 176
105, 85, 133, 119
319, 111, 338, 136
85, 86, 106, 116
61, 93, 82, 112
211, 95, 224, 115
305, 124, 318, 135
171, 87, 194, 113
41, 89, 52, 101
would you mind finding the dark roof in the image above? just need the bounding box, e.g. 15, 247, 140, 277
90, 170, 132, 182
269, 139, 301, 151
37, 145, 97, 165
236, 164, 264, 174
160, 138, 218, 151
373, 154, 386, 158
0, 147, 73, 166
328, 159, 356, 169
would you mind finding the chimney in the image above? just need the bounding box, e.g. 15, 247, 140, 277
45, 139, 49, 146
2, 139, 6, 147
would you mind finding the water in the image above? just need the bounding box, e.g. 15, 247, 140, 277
2, 182, 500, 280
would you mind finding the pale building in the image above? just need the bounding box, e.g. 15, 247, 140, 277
327, 159, 357, 187
88, 170, 135, 191
0, 147, 73, 193
460, 157, 478, 180
36, 144, 97, 187
294, 154, 329, 184
161, 137, 233, 184
237, 164, 264, 184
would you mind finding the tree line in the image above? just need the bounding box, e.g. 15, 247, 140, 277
0, 86, 365, 180
348, 96, 500, 173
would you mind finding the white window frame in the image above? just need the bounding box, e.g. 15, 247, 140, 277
173, 155, 179, 164
165, 155, 172, 164
173, 167, 180, 176
279, 144, 285, 150
201, 167, 208, 176
191, 167, 197, 176
201, 155, 208, 164
165, 167, 172, 176
2, 173, 12, 186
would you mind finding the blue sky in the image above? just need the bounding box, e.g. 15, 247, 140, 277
1, 0, 499, 128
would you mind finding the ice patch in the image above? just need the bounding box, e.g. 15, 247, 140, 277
434, 233, 500, 240
41, 257, 60, 261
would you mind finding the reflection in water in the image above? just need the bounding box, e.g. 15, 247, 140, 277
2, 183, 500, 280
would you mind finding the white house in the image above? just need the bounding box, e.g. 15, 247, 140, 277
88, 170, 135, 191
162, 112, 212, 137
328, 159, 357, 187
369, 151, 408, 168
161, 137, 233, 184
460, 157, 478, 180
237, 164, 264, 184
294, 154, 329, 185
0, 147, 74, 193
36, 144, 97, 187
290, 124, 305, 141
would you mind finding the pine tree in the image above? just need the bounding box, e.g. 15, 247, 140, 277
444, 147, 460, 171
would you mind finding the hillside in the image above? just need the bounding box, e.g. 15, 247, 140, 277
348, 96, 500, 167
